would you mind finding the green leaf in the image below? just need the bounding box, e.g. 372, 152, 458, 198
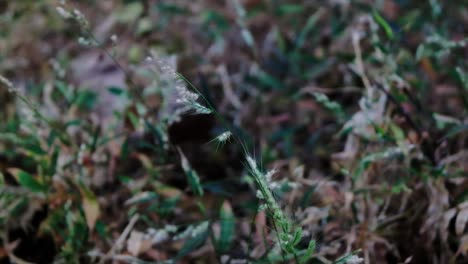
335, 251, 362, 264
137, 17, 153, 36
0, 172, 5, 185
415, 36, 467, 60
433, 113, 461, 129
48, 147, 59, 176
176, 221, 210, 259
118, 2, 144, 23
24, 142, 47, 156
200, 10, 229, 34
312, 92, 345, 122
241, 29, 255, 50
353, 147, 404, 179
455, 67, 467, 90
75, 90, 97, 111
125, 192, 158, 205
217, 201, 235, 253
391, 180, 410, 194
55, 80, 74, 103
416, 44, 437, 60
156, 3, 189, 16
278, 4, 304, 15
372, 10, 394, 40
296, 9, 323, 49
253, 70, 283, 90
95, 220, 108, 240
177, 148, 204, 196
107, 86, 126, 96
389, 123, 405, 142
10, 169, 46, 193
443, 124, 468, 140
127, 112, 140, 130
300, 240, 316, 264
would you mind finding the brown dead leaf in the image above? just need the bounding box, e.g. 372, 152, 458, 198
143, 248, 166, 261
420, 58, 437, 81
457, 234, 468, 256
71, 51, 127, 123
251, 211, 267, 258
127, 230, 153, 256
441, 208, 457, 242
0, 239, 19, 258
456, 203, 468, 236
383, 0, 400, 20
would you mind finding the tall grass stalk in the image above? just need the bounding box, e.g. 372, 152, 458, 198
53, 2, 315, 262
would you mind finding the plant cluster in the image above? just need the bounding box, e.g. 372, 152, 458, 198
0, 1, 466, 263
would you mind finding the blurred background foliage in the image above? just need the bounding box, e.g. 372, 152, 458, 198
0, 0, 467, 263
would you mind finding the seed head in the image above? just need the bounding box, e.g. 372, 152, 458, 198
0, 75, 16, 94
110, 34, 118, 44
191, 102, 212, 115
246, 156, 258, 174
56, 6, 72, 19
216, 131, 232, 143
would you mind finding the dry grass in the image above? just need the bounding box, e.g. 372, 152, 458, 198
0, 1, 467, 263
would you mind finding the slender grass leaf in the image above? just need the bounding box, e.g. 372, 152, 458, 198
442, 124, 468, 140
176, 221, 210, 260
300, 240, 316, 264
118, 2, 144, 23
335, 251, 363, 264
241, 29, 255, 50
107, 86, 127, 96
372, 10, 394, 40
9, 169, 46, 193
217, 201, 235, 253
177, 148, 204, 196
455, 67, 467, 90
47, 146, 59, 176
278, 4, 304, 15
295, 9, 323, 49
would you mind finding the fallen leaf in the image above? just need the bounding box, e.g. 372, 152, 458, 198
7, 168, 46, 193
127, 230, 152, 256
457, 234, 468, 257
82, 196, 100, 231
456, 207, 468, 236
441, 208, 457, 241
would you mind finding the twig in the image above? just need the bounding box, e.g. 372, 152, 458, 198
1, 229, 34, 264
373, 82, 423, 135
217, 64, 242, 109
0, 74, 73, 147
352, 31, 372, 94
98, 214, 140, 264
